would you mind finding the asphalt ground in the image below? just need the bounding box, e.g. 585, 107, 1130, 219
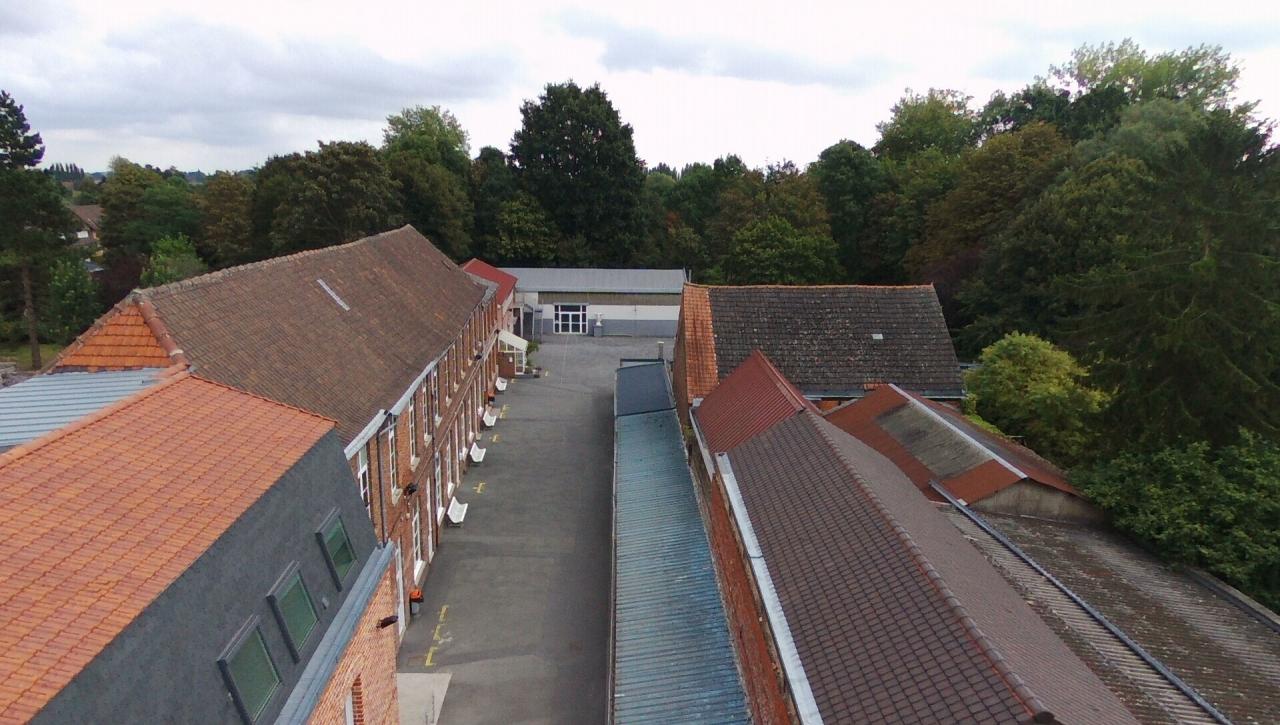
397, 335, 671, 725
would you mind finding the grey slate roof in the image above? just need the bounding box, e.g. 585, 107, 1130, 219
614, 362, 673, 417
704, 284, 963, 398
0, 369, 163, 451
612, 369, 748, 724
503, 267, 685, 294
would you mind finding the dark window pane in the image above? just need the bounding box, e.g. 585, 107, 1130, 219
324, 519, 356, 581
228, 630, 280, 720
279, 573, 318, 647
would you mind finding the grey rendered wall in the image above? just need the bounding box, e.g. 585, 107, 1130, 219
34, 431, 381, 725
538, 318, 677, 337
971, 480, 1105, 523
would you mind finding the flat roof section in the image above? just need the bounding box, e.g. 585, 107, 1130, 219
504, 267, 686, 294
612, 378, 748, 723
614, 362, 673, 417
0, 369, 165, 451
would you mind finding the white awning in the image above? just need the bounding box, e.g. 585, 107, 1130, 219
498, 329, 529, 352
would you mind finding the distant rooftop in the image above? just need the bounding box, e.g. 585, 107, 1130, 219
502, 267, 686, 294
0, 369, 165, 451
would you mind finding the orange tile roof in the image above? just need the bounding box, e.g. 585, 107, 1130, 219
0, 373, 334, 721
52, 302, 174, 371
695, 350, 817, 453
679, 284, 718, 403
461, 258, 518, 305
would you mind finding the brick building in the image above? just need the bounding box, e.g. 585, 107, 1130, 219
673, 283, 963, 421
686, 352, 1137, 723
0, 373, 399, 724
51, 225, 502, 627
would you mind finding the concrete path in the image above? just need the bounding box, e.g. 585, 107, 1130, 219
397, 336, 671, 725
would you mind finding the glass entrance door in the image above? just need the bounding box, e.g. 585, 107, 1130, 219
554, 304, 587, 334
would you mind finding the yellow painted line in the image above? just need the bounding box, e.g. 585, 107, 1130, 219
424, 646, 437, 667
490, 433, 501, 444
439, 605, 448, 622
433, 623, 444, 642
474, 481, 486, 494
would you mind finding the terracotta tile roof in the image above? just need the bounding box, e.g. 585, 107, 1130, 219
824, 384, 1076, 503
694, 350, 815, 453
677, 284, 718, 402
461, 259, 517, 304
69, 204, 102, 231
685, 283, 963, 400
0, 373, 334, 721
59, 225, 486, 442
51, 302, 175, 371
722, 411, 1137, 723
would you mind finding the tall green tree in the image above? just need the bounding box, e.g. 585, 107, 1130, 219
382, 106, 473, 258
141, 235, 208, 287
269, 141, 401, 253
494, 191, 558, 266
42, 256, 101, 343
908, 122, 1071, 321
197, 172, 255, 267
874, 89, 977, 160
1051, 39, 1242, 110
857, 149, 963, 284
720, 215, 843, 285
1070, 110, 1280, 449
510, 82, 645, 265
249, 153, 304, 254
0, 91, 73, 368
470, 146, 518, 258
811, 140, 888, 281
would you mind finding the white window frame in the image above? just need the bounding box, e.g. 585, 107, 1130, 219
434, 450, 444, 523
408, 399, 419, 466
412, 503, 425, 580
356, 447, 371, 520
387, 421, 399, 503
554, 303, 587, 334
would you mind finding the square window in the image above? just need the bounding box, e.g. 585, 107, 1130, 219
219, 624, 281, 723
268, 569, 318, 660
318, 515, 357, 589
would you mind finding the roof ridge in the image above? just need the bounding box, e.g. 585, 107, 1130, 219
750, 350, 813, 412
806, 412, 1054, 723
134, 224, 417, 299
187, 374, 339, 427
0, 367, 187, 467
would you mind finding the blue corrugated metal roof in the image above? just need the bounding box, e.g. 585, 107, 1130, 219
0, 370, 163, 451
615, 363, 673, 417
612, 407, 749, 724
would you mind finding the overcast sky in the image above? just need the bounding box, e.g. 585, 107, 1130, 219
4, 0, 1278, 172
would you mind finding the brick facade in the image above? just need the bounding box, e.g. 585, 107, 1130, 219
308, 567, 400, 725
690, 444, 795, 724
347, 293, 502, 623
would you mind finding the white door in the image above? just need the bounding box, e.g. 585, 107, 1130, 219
554, 304, 587, 334
394, 544, 407, 637
412, 504, 426, 580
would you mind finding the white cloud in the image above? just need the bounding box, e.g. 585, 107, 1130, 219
2, 0, 1276, 171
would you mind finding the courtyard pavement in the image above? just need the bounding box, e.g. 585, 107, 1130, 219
397, 335, 672, 725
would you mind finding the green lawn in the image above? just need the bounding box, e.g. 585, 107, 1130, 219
0, 343, 64, 370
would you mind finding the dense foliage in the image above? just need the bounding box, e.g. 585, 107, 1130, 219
1074, 433, 1280, 610
964, 333, 1108, 467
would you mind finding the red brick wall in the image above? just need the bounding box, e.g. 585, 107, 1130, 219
308, 566, 400, 725
695, 460, 794, 724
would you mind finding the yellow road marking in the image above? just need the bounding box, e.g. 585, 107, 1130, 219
425, 646, 437, 667
439, 605, 448, 622
490, 433, 501, 444
474, 481, 486, 494
433, 623, 444, 642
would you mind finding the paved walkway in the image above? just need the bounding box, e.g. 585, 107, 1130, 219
398, 336, 671, 725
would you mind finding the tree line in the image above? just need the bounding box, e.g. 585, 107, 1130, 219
1, 38, 1276, 605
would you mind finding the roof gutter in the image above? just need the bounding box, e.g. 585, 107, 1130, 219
715, 452, 824, 725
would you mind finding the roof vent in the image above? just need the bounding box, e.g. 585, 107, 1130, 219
317, 279, 350, 311
871, 333, 884, 341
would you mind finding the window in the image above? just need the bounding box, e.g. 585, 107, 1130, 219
412, 503, 424, 578
408, 399, 418, 463
319, 515, 357, 588
434, 451, 443, 520
387, 420, 398, 489
554, 303, 587, 334
429, 371, 440, 424
219, 624, 281, 723
356, 447, 370, 519
268, 568, 318, 660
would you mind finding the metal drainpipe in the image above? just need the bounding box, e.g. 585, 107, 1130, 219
373, 423, 388, 546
